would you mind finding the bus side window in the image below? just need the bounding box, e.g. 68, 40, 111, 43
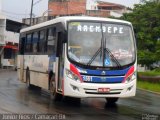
39, 30, 46, 53
47, 27, 56, 55
26, 34, 32, 53
32, 32, 39, 54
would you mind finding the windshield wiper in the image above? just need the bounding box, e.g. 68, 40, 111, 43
87, 24, 121, 68
87, 47, 102, 65
87, 45, 103, 65
105, 48, 121, 68
104, 38, 121, 68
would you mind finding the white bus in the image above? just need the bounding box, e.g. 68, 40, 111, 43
18, 16, 137, 104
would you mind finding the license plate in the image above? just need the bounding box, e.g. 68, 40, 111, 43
98, 88, 110, 93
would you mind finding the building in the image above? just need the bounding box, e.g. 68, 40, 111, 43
22, 0, 129, 25
0, 18, 21, 69
48, 0, 86, 17
48, 0, 128, 18
0, 1, 24, 69
22, 16, 52, 26
97, 1, 128, 17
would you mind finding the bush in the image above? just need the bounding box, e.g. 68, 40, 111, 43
153, 68, 160, 72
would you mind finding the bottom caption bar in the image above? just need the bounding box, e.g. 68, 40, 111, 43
0, 114, 66, 120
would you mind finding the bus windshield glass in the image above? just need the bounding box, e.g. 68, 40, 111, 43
68, 22, 135, 67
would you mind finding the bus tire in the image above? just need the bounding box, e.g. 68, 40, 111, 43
106, 98, 119, 104
50, 75, 62, 101
26, 69, 31, 88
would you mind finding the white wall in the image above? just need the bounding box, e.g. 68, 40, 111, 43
110, 11, 123, 17
0, 19, 5, 45
86, 0, 98, 10
4, 31, 19, 44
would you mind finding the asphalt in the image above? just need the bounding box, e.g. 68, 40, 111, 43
0, 70, 159, 120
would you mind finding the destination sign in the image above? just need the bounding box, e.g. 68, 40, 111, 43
77, 25, 124, 34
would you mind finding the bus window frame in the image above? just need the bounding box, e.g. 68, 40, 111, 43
39, 30, 47, 54
32, 31, 39, 54
21, 22, 66, 56
19, 34, 26, 55
25, 33, 33, 53
46, 27, 56, 55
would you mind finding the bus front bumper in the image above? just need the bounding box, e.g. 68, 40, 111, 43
63, 76, 136, 98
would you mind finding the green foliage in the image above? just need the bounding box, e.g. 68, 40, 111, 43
137, 81, 160, 93
138, 71, 160, 76
153, 68, 160, 72
138, 50, 156, 67
121, 0, 160, 67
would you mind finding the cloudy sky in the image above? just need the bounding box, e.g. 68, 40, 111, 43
1, 0, 140, 21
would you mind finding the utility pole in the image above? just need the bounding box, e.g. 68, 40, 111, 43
30, 0, 34, 26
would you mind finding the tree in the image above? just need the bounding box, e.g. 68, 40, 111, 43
120, 0, 160, 68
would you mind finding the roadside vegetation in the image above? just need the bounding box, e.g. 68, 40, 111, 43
137, 69, 160, 93
138, 72, 159, 76
137, 80, 160, 93
120, 0, 160, 69
117, 0, 160, 93
138, 68, 160, 76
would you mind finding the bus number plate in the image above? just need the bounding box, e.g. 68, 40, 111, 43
98, 88, 110, 93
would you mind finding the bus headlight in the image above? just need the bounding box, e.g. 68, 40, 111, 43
66, 69, 81, 82
125, 72, 136, 84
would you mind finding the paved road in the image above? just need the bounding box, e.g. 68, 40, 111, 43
0, 70, 159, 120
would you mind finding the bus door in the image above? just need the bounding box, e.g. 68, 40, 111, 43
57, 32, 65, 92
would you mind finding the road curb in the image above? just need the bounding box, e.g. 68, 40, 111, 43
137, 88, 160, 96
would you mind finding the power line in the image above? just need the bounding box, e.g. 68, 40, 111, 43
2, 10, 37, 21
2, 10, 30, 16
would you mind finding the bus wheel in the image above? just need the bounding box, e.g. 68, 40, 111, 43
106, 98, 119, 104
26, 69, 31, 88
50, 76, 62, 101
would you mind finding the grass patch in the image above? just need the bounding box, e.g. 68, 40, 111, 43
138, 71, 160, 76
137, 80, 160, 93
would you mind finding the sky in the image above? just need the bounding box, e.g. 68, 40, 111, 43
1, 0, 140, 22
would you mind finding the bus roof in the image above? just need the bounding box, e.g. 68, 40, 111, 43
20, 16, 132, 33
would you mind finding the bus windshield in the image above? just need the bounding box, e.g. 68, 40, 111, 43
68, 21, 135, 67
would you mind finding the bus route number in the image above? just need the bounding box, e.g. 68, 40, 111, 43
83, 76, 92, 82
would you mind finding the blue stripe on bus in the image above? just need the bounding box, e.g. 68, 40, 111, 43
81, 75, 124, 83
76, 66, 130, 76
